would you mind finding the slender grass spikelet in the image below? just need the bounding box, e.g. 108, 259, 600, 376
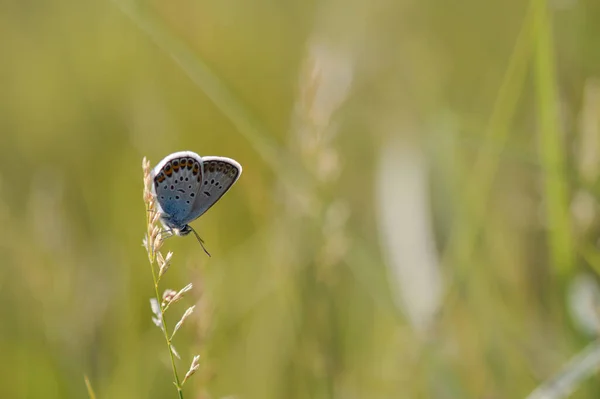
142, 157, 202, 398
172, 306, 196, 340
182, 355, 201, 385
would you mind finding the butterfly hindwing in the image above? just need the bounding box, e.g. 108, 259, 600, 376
188, 156, 242, 221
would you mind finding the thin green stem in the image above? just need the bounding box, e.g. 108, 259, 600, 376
84, 375, 97, 399
145, 201, 184, 399
533, 0, 574, 279
152, 272, 184, 399
441, 1, 534, 279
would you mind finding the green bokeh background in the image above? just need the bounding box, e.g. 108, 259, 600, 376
1, 0, 600, 398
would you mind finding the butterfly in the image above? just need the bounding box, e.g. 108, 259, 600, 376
151, 151, 242, 256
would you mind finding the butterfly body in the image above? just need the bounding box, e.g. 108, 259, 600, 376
151, 151, 242, 239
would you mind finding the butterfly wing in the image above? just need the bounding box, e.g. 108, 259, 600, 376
187, 156, 242, 221
152, 151, 204, 228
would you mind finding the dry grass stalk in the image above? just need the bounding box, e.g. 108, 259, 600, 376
142, 157, 201, 399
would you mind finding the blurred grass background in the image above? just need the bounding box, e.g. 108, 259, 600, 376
1, 0, 600, 398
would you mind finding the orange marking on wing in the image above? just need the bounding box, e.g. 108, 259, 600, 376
164, 163, 173, 176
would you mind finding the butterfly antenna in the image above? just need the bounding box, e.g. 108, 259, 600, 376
188, 226, 211, 257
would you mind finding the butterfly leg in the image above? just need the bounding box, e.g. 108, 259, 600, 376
160, 228, 175, 239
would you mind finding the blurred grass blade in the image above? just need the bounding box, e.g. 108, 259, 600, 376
84, 375, 97, 399
533, 0, 574, 278
110, 0, 314, 191
526, 340, 600, 399
443, 1, 535, 275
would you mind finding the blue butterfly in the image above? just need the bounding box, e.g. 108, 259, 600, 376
152, 151, 242, 256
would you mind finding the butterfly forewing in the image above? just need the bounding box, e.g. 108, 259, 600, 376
153, 152, 204, 225
188, 156, 242, 220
